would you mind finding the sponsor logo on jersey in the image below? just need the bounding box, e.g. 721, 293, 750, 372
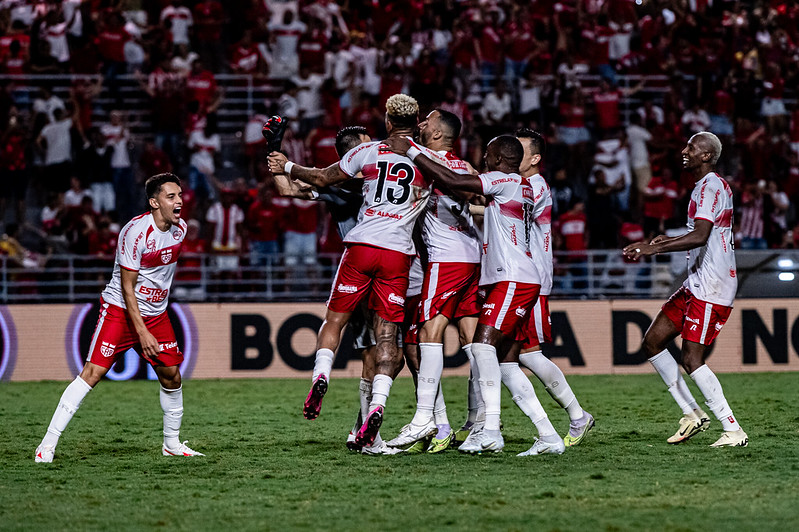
441, 290, 457, 300
482, 303, 496, 309
173, 229, 183, 240
100, 341, 116, 357
715, 323, 723, 331
364, 208, 375, 216
510, 223, 518, 245
523, 187, 534, 200
685, 316, 701, 325
515, 307, 527, 317
336, 284, 358, 294
159, 341, 179, 351
730, 268, 736, 278
132, 231, 144, 260
388, 293, 405, 306
491, 177, 516, 186
139, 285, 169, 303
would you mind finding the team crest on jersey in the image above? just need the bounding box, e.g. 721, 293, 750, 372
161, 248, 173, 264
515, 307, 527, 317
173, 229, 183, 240
100, 341, 116, 357
388, 293, 405, 306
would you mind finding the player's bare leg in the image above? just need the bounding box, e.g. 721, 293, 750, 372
642, 311, 710, 443
156, 365, 203, 457
35, 362, 108, 463
304, 309, 353, 420
499, 343, 565, 456
355, 314, 401, 447
682, 339, 748, 447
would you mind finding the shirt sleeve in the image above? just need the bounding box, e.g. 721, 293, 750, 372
338, 141, 374, 177
479, 171, 515, 198
694, 179, 722, 224
117, 221, 144, 271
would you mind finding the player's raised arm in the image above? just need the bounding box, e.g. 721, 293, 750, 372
267, 151, 350, 188
272, 168, 317, 199
382, 137, 483, 195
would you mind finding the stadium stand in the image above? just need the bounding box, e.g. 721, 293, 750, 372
1, 0, 798, 301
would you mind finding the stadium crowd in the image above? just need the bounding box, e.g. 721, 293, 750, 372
1, 0, 799, 272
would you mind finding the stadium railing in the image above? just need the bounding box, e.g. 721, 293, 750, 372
2, 249, 797, 303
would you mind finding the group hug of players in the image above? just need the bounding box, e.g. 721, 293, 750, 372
266, 92, 747, 456
33, 92, 747, 463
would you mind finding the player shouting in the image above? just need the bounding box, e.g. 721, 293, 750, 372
35, 173, 203, 462
624, 132, 747, 447
267, 94, 430, 448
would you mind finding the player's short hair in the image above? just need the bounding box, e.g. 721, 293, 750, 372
693, 131, 722, 165
145, 173, 181, 199
385, 94, 419, 129
491, 135, 524, 169
515, 127, 546, 157
335, 125, 369, 157
434, 109, 462, 140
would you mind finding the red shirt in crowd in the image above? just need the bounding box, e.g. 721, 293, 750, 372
558, 209, 588, 258
193, 0, 224, 42
593, 89, 621, 130
247, 199, 283, 243
309, 126, 340, 168
186, 69, 217, 110
284, 199, 319, 235
1, 129, 27, 171
643, 176, 679, 220
299, 28, 327, 72
177, 236, 206, 282
96, 28, 129, 63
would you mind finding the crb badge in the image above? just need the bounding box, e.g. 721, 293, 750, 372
66, 302, 198, 381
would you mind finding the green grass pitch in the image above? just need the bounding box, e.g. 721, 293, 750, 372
1, 373, 798, 531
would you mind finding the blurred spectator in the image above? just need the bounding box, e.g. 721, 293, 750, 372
247, 184, 283, 267
141, 58, 185, 164
173, 218, 206, 300
550, 168, 580, 220
186, 59, 221, 114
37, 106, 75, 192
76, 127, 114, 215
243, 105, 269, 181
139, 139, 173, 179
160, 0, 193, 48
172, 43, 199, 76
39, 8, 71, 69
738, 181, 769, 249
293, 65, 325, 134
626, 113, 653, 203
69, 77, 103, 133
96, 10, 129, 102
32, 85, 65, 123
193, 0, 225, 73
1, 223, 48, 268
268, 9, 306, 79
229, 31, 261, 75
206, 189, 244, 272
307, 115, 341, 168
0, 107, 29, 224
65, 195, 97, 254
587, 168, 619, 249
277, 81, 300, 129
3, 38, 27, 74
41, 192, 66, 236
63, 176, 91, 208
592, 78, 642, 133
87, 215, 118, 257
642, 168, 679, 239
478, 11, 502, 89
188, 115, 221, 204
681, 100, 711, 136
480, 81, 511, 141
592, 134, 631, 214
101, 111, 135, 220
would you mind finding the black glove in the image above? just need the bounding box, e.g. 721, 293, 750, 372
261, 115, 289, 153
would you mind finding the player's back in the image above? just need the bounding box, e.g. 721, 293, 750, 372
339, 140, 431, 255
478, 170, 540, 287
420, 148, 481, 264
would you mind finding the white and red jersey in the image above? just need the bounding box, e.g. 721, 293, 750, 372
420, 149, 481, 264
527, 173, 553, 295
338, 140, 431, 255
684, 172, 737, 307
478, 171, 540, 286
206, 202, 244, 251
102, 213, 186, 316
